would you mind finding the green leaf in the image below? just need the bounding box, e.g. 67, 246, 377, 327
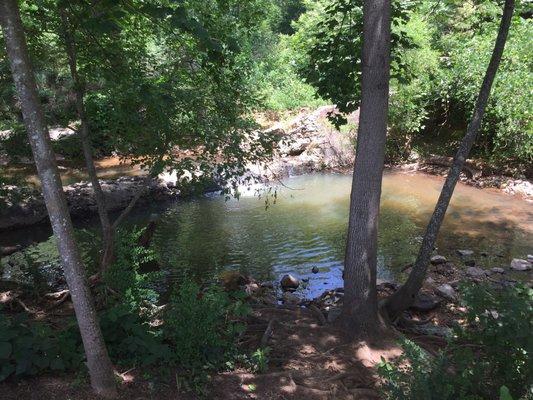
499, 386, 513, 400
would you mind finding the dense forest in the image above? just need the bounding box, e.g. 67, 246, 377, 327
0, 0, 531, 399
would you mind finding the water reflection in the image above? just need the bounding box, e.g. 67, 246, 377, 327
153, 172, 532, 298
2, 172, 531, 298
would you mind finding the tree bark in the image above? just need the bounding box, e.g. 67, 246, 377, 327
0, 1, 117, 397
385, 0, 515, 320
341, 0, 391, 337
58, 9, 116, 272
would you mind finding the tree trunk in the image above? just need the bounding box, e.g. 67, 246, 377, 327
58, 9, 116, 272
0, 1, 117, 397
341, 0, 391, 337
385, 0, 515, 320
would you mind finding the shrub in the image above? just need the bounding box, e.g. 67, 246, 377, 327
0, 313, 82, 382
378, 284, 533, 400
164, 281, 250, 370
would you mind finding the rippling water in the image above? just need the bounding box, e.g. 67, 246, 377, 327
151, 172, 532, 298
2, 171, 531, 298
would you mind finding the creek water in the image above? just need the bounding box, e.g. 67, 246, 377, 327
2, 171, 532, 298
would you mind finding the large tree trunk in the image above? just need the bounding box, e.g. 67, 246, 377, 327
341, 0, 391, 337
385, 0, 515, 320
58, 9, 116, 272
0, 1, 117, 397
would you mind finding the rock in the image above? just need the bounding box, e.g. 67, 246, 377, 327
327, 307, 342, 323
435, 284, 456, 301
425, 277, 436, 286
0, 245, 21, 256
490, 267, 505, 274
430, 255, 447, 265
410, 293, 441, 312
464, 259, 476, 267
280, 274, 300, 290
457, 249, 474, 257
282, 291, 301, 305
244, 283, 260, 296
528, 255, 533, 262
435, 262, 455, 276
510, 258, 532, 271
466, 266, 487, 279
260, 281, 274, 289
311, 266, 319, 274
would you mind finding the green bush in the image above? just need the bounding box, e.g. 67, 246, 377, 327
0, 313, 82, 381
164, 281, 250, 369
378, 284, 533, 400
103, 227, 160, 308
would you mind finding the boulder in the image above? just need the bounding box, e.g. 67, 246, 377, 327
466, 266, 487, 279
410, 293, 441, 312
430, 255, 447, 265
457, 249, 474, 257
435, 284, 456, 301
510, 258, 532, 271
280, 274, 300, 290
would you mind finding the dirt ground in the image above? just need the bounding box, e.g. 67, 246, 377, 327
0, 300, 453, 400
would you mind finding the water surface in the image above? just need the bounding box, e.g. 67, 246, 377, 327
152, 172, 532, 297
2, 172, 531, 298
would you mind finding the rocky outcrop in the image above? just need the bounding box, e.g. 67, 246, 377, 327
249, 105, 357, 180
0, 176, 179, 231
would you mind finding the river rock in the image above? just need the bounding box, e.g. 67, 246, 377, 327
466, 266, 487, 279
410, 293, 441, 312
435, 284, 456, 301
311, 266, 319, 274
490, 267, 505, 274
280, 274, 300, 290
528, 255, 533, 262
510, 258, 532, 271
327, 307, 342, 323
282, 291, 301, 305
457, 249, 474, 257
430, 255, 447, 265
0, 246, 21, 256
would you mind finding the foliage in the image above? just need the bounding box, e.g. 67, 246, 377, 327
0, 312, 82, 382
426, 0, 532, 165
300, 0, 416, 127
99, 304, 169, 367
103, 227, 159, 308
164, 281, 250, 371
378, 284, 533, 400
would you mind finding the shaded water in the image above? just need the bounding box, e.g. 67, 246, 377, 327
152, 172, 532, 298
2, 172, 532, 298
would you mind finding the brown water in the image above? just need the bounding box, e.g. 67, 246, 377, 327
151, 172, 531, 297
2, 171, 531, 297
